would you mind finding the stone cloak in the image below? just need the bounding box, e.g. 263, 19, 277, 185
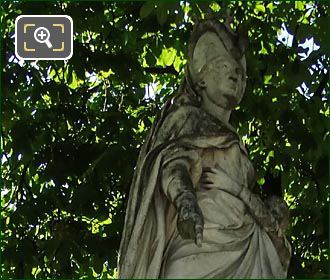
117, 100, 247, 278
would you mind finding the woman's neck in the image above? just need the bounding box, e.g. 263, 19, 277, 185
201, 93, 232, 125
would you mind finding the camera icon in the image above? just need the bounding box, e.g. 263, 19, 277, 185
15, 15, 73, 60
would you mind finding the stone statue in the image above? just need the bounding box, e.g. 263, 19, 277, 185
118, 19, 291, 279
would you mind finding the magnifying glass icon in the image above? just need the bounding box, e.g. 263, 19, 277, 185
34, 27, 53, 48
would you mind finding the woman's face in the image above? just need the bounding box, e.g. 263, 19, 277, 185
201, 55, 245, 110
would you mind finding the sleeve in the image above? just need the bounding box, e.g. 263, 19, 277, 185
161, 146, 202, 204
239, 187, 292, 269
239, 187, 280, 233
267, 230, 292, 270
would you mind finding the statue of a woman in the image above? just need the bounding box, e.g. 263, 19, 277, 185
118, 19, 291, 279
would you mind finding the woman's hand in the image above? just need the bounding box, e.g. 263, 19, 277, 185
175, 191, 204, 247
201, 166, 243, 196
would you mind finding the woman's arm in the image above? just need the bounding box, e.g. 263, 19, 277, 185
202, 167, 291, 268
162, 151, 204, 247
202, 166, 278, 231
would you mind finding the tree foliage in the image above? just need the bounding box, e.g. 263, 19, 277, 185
1, 1, 329, 278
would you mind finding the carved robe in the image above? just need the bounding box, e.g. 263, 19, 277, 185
118, 99, 290, 278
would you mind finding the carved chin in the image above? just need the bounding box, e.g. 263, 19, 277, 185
224, 94, 239, 109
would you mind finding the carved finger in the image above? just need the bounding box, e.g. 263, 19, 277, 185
201, 174, 216, 184
201, 175, 213, 182
195, 224, 203, 247
201, 171, 212, 177
210, 168, 222, 175
179, 223, 189, 239
213, 164, 226, 173
189, 218, 196, 239
184, 219, 196, 240
211, 167, 232, 180
195, 232, 203, 247
194, 213, 204, 247
179, 205, 190, 221
201, 179, 214, 185
202, 167, 216, 173
201, 172, 214, 180
178, 218, 192, 239
203, 170, 219, 177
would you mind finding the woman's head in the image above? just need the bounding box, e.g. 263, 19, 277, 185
186, 20, 247, 110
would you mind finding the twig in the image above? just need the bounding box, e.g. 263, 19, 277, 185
314, 71, 329, 97
143, 65, 178, 75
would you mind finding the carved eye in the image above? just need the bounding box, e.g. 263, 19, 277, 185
236, 66, 244, 76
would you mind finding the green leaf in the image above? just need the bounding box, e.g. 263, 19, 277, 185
257, 177, 265, 186
264, 74, 272, 85
255, 4, 265, 13
159, 48, 176, 66
266, 3, 275, 13
295, 1, 305, 11
173, 56, 183, 72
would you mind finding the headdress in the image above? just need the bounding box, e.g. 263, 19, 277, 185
175, 18, 248, 107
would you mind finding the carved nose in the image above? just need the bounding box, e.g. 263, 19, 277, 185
227, 65, 241, 82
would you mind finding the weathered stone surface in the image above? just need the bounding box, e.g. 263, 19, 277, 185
118, 18, 291, 279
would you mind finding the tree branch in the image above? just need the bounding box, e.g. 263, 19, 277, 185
143, 65, 178, 75
314, 71, 329, 97
17, 161, 31, 202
